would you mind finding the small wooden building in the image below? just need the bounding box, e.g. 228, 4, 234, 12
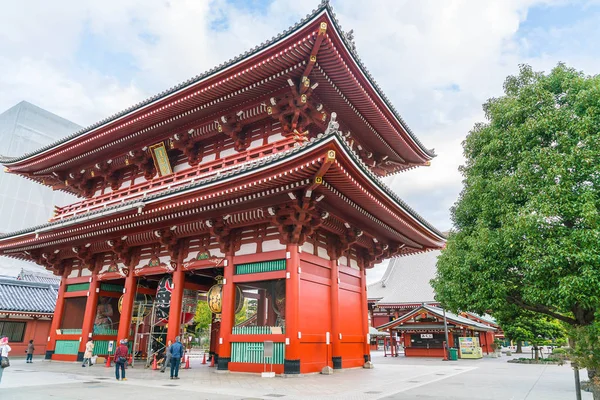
0, 271, 59, 356
376, 304, 496, 357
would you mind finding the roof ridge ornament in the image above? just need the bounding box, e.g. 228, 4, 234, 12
324, 112, 340, 135
343, 29, 357, 55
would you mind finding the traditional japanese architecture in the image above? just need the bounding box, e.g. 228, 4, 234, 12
0, 270, 59, 356
376, 304, 496, 357
0, 1, 444, 374
368, 251, 498, 357
368, 250, 440, 328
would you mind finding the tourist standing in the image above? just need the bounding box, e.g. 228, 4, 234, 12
0, 337, 11, 384
114, 339, 129, 381
169, 337, 184, 379
160, 340, 172, 373
82, 339, 94, 367
26, 340, 34, 363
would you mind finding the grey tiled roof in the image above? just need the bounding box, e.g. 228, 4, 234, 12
0, 131, 445, 241
377, 304, 496, 332
17, 268, 60, 285
0, 277, 58, 313
0, 1, 433, 165
368, 250, 440, 304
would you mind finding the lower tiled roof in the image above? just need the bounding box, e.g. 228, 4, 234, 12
0, 277, 58, 313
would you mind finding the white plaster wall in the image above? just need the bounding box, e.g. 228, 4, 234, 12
236, 243, 257, 256
301, 242, 314, 255
317, 246, 330, 260
262, 239, 285, 252
221, 148, 237, 158
249, 139, 263, 149
174, 161, 191, 173
268, 133, 285, 143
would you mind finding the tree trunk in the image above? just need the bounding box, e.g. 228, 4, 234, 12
589, 370, 600, 400
516, 341, 522, 353
534, 346, 539, 361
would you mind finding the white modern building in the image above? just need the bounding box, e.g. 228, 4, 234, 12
0, 101, 80, 274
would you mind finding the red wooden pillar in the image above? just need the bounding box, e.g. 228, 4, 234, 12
330, 258, 341, 369
284, 243, 300, 374
78, 271, 100, 360
360, 265, 371, 363
217, 252, 235, 370
167, 265, 185, 342
46, 268, 70, 359
117, 271, 137, 342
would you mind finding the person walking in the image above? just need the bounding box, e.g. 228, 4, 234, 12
82, 339, 94, 367
25, 340, 34, 363
114, 339, 129, 381
0, 337, 12, 384
160, 340, 172, 373
169, 336, 184, 380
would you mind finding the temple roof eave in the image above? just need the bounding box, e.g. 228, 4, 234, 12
1, 2, 434, 173
0, 131, 444, 254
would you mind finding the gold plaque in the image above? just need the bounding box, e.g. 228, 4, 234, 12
149, 142, 173, 177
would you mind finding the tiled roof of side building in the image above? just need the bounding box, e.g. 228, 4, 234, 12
16, 269, 60, 285
367, 250, 440, 304
0, 277, 58, 313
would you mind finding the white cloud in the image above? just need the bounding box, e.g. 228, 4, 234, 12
0, 0, 596, 248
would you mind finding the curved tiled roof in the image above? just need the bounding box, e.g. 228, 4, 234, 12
0, 130, 445, 243
0, 277, 58, 313
377, 304, 496, 332
0, 0, 433, 166
368, 250, 440, 303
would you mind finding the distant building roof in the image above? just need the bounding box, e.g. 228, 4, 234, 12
367, 250, 440, 304
16, 268, 60, 285
0, 277, 58, 314
377, 304, 496, 332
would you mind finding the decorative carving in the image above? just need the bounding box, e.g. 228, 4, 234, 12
216, 113, 249, 152
126, 148, 155, 180
207, 218, 242, 255
172, 130, 201, 165
343, 29, 357, 54
266, 78, 327, 138
269, 191, 328, 245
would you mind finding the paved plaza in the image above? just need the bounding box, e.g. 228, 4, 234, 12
0, 351, 590, 399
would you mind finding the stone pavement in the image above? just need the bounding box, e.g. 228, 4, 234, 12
0, 351, 591, 399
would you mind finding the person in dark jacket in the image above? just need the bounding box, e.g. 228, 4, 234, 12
160, 340, 172, 373
114, 339, 129, 381
26, 340, 34, 363
169, 337, 184, 379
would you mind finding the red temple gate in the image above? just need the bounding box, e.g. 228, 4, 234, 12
0, 2, 444, 374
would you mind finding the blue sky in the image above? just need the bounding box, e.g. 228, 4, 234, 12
0, 0, 599, 282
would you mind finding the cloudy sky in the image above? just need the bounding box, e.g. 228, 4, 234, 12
1, 0, 599, 282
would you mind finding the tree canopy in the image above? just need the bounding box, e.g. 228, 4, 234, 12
431, 64, 600, 327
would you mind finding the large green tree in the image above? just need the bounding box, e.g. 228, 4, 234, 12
495, 307, 566, 356
431, 64, 600, 392
433, 64, 600, 325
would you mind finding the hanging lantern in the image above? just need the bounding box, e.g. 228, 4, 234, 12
207, 276, 245, 320
118, 291, 153, 322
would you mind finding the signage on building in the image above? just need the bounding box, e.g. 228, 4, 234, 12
420, 333, 433, 339
150, 142, 173, 176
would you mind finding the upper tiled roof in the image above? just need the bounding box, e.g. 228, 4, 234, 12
0, 0, 433, 166
0, 277, 58, 313
368, 250, 440, 304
